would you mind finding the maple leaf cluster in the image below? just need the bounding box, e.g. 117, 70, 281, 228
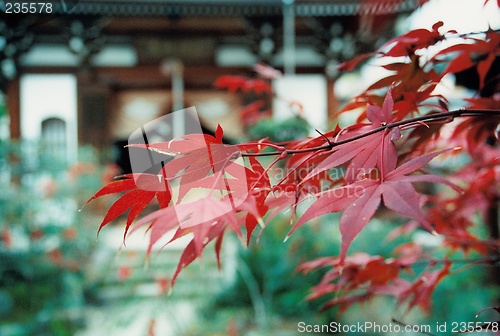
214, 75, 273, 127
87, 8, 500, 315
298, 247, 452, 314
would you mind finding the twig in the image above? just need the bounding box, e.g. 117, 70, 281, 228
241, 109, 500, 157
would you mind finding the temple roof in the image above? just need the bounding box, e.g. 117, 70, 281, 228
54, 0, 418, 17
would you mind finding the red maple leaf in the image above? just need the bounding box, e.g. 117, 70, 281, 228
86, 173, 172, 240
432, 29, 499, 89
302, 89, 400, 184
87, 14, 500, 314
298, 253, 410, 313
292, 150, 460, 262
214, 75, 272, 94
213, 75, 248, 93
381, 21, 446, 57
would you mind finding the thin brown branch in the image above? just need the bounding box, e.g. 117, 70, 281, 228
241, 109, 500, 157
408, 256, 500, 268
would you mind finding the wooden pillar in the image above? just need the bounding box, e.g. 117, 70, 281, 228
6, 79, 20, 139
327, 78, 339, 124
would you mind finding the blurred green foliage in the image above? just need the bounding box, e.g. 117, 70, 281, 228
198, 213, 497, 335
247, 117, 310, 142
0, 137, 103, 336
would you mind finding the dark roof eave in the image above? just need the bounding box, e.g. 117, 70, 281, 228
60, 0, 418, 17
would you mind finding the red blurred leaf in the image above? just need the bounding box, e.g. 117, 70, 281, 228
381, 22, 445, 57
336, 52, 374, 72
398, 262, 451, 312
214, 75, 247, 93
63, 228, 78, 240
117, 266, 132, 281
243, 79, 272, 94
48, 249, 63, 264
239, 100, 269, 127
432, 30, 499, 90
147, 319, 156, 336
299, 253, 412, 313
156, 277, 171, 295
2, 227, 12, 249
214, 75, 272, 95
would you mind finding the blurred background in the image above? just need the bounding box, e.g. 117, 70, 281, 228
1, 0, 498, 335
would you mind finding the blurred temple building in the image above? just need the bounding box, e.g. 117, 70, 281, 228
1, 0, 419, 159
